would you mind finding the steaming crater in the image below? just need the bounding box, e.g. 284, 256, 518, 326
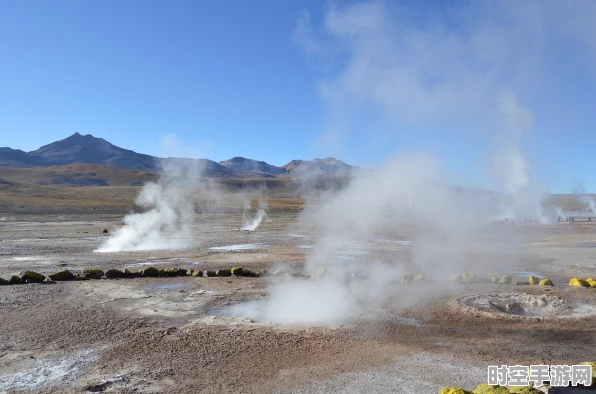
456, 293, 596, 319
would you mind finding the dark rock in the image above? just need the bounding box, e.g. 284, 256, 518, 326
105, 269, 125, 279
216, 268, 232, 277
8, 275, 23, 285
102, 229, 108, 234
20, 270, 46, 283
84, 268, 105, 279
205, 270, 217, 277
158, 269, 166, 277
48, 269, 74, 281
0, 277, 7, 285
140, 267, 159, 277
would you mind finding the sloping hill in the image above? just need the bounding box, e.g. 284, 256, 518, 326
28, 133, 159, 170
282, 157, 352, 178
219, 157, 287, 178
0, 164, 159, 186
0, 133, 357, 179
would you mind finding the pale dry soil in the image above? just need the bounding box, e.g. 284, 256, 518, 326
1, 214, 596, 393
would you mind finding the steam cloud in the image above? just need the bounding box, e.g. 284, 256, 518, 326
96, 160, 206, 252
223, 0, 596, 326
241, 198, 268, 231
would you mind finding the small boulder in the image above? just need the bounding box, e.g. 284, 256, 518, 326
314, 267, 327, 278
402, 274, 414, 284
586, 278, 596, 288
73, 274, 89, 281
491, 277, 499, 283
166, 268, 187, 277
20, 270, 46, 283
528, 275, 540, 285
231, 266, 245, 276
48, 270, 74, 281
440, 389, 473, 394
216, 268, 232, 277
498, 275, 512, 285
205, 270, 217, 277
187, 269, 202, 277
462, 272, 476, 283
413, 273, 426, 282
124, 269, 139, 278
539, 278, 553, 286
569, 278, 590, 287
8, 275, 23, 285
0, 277, 7, 285
105, 269, 125, 279
472, 383, 510, 393
581, 361, 596, 386
102, 229, 108, 234
84, 268, 105, 279
140, 267, 159, 277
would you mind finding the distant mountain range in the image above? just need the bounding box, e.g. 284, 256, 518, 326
0, 133, 354, 179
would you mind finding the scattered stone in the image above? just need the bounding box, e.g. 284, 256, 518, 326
102, 229, 108, 234
105, 269, 125, 279
8, 275, 23, 285
539, 278, 554, 286
569, 278, 589, 287
84, 268, 105, 279
498, 275, 512, 285
231, 266, 244, 276
140, 267, 159, 277
20, 270, 46, 283
581, 361, 596, 386
314, 267, 327, 278
187, 269, 203, 277
166, 268, 187, 277
472, 383, 510, 393
48, 269, 74, 281
462, 272, 476, 283
528, 275, 540, 285
216, 268, 232, 277
440, 389, 473, 394
0, 277, 7, 285
124, 269, 139, 278
586, 278, 596, 288
205, 270, 217, 277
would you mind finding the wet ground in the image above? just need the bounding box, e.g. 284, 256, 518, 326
1, 214, 596, 393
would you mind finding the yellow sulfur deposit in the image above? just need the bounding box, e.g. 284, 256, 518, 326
472, 383, 510, 393
569, 278, 590, 287
440, 388, 473, 394
586, 278, 596, 288
528, 276, 539, 285
538, 278, 553, 286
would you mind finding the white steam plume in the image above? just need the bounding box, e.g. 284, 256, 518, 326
221, 0, 596, 326
241, 197, 268, 231
96, 159, 205, 252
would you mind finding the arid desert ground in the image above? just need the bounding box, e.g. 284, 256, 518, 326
1, 210, 596, 394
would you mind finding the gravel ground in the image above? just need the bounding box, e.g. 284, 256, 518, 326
1, 214, 596, 393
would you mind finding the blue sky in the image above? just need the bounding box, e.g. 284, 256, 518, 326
0, 0, 595, 193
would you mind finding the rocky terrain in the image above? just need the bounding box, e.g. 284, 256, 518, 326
1, 213, 596, 393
